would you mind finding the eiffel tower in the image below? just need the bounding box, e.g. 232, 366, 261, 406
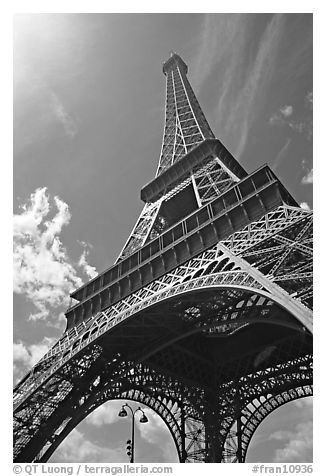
13, 52, 313, 463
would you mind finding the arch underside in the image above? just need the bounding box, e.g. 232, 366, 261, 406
14, 283, 312, 463
34, 353, 312, 464
222, 379, 312, 463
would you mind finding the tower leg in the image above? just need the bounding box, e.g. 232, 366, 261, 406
204, 416, 224, 462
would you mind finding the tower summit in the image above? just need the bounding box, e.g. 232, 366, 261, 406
14, 53, 312, 463
158, 52, 215, 176
163, 51, 188, 75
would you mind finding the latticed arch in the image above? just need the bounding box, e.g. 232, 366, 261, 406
241, 386, 313, 461
13, 279, 312, 463
222, 385, 313, 463
32, 354, 313, 464
36, 387, 184, 463
135, 283, 312, 336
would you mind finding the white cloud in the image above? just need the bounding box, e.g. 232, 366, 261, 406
49, 91, 78, 138
192, 14, 245, 87
14, 336, 56, 367
248, 397, 313, 463
50, 428, 124, 463
84, 402, 178, 462
13, 341, 30, 365
14, 188, 84, 321
302, 168, 313, 184
215, 15, 285, 158
289, 121, 305, 134
305, 91, 313, 109
269, 97, 312, 141
78, 241, 98, 279
280, 105, 293, 117
137, 408, 178, 461
294, 398, 313, 409
300, 202, 311, 211
192, 15, 311, 159
269, 105, 293, 126
269, 113, 284, 126
271, 420, 313, 463
272, 137, 292, 169
192, 14, 287, 158
86, 401, 122, 427
13, 336, 57, 383
137, 408, 166, 443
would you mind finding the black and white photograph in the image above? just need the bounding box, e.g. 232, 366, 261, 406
12, 11, 313, 467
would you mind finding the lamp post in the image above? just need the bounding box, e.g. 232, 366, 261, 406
118, 403, 148, 463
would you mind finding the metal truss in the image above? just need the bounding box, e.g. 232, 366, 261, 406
116, 199, 163, 261
238, 384, 312, 462
192, 157, 237, 206
220, 354, 312, 463
14, 204, 312, 414
156, 54, 215, 177
116, 53, 244, 261
117, 154, 239, 261
33, 370, 189, 463
17, 339, 311, 463
13, 52, 313, 463
13, 235, 312, 461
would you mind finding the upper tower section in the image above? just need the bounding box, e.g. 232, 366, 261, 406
162, 52, 188, 75
156, 52, 216, 176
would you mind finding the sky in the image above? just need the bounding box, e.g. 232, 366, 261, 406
13, 13, 313, 463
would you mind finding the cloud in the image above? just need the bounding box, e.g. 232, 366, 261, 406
269, 104, 293, 126
305, 91, 313, 109
229, 14, 285, 157
13, 188, 84, 321
137, 408, 166, 443
86, 401, 122, 427
13, 336, 57, 383
272, 137, 292, 169
84, 402, 178, 462
78, 241, 98, 279
202, 14, 286, 158
300, 202, 311, 211
302, 168, 313, 184
269, 114, 284, 127
137, 408, 178, 462
248, 397, 313, 463
270, 105, 293, 125
269, 94, 312, 141
50, 428, 124, 463
271, 420, 313, 462
288, 120, 312, 139
280, 105, 293, 117
294, 398, 313, 409
49, 90, 78, 138
13, 337, 56, 367
192, 14, 245, 87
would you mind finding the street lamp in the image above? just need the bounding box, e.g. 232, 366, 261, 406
118, 402, 148, 463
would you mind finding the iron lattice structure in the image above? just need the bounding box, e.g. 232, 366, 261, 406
13, 53, 312, 463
